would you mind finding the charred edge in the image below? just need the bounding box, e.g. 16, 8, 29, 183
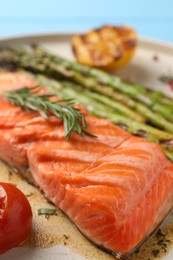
124, 40, 137, 48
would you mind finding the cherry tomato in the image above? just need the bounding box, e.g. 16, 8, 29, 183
0, 182, 32, 254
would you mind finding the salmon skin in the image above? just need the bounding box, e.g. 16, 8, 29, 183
1, 72, 173, 257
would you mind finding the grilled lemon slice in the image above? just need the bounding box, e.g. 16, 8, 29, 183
71, 25, 138, 70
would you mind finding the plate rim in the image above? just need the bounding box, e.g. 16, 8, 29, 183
0, 31, 173, 53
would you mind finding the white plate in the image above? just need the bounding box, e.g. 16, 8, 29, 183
1, 33, 173, 260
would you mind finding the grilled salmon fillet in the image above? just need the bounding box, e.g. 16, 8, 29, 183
28, 136, 173, 255
1, 72, 173, 256
0, 73, 130, 169
0, 72, 35, 91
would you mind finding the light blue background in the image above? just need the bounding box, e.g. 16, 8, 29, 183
0, 0, 173, 43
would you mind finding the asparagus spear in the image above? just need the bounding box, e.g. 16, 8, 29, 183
1, 48, 173, 140
34, 74, 173, 141
62, 73, 173, 133
31, 47, 173, 105
33, 74, 173, 161
35, 49, 173, 123
1, 47, 173, 132
163, 148, 173, 162
0, 48, 146, 122
1, 46, 173, 109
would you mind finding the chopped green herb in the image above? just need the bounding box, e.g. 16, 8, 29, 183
26, 192, 34, 198
152, 249, 160, 257
63, 234, 69, 240
157, 240, 165, 246
165, 239, 171, 243
63, 234, 69, 245
154, 229, 170, 254
155, 229, 165, 239
8, 170, 13, 179
37, 208, 57, 216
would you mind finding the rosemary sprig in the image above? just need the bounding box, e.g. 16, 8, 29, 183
2, 86, 94, 140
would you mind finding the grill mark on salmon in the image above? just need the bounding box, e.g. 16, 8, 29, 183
0, 74, 130, 169
28, 135, 173, 255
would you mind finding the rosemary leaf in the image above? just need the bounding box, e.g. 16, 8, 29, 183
2, 86, 95, 140
37, 208, 57, 216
